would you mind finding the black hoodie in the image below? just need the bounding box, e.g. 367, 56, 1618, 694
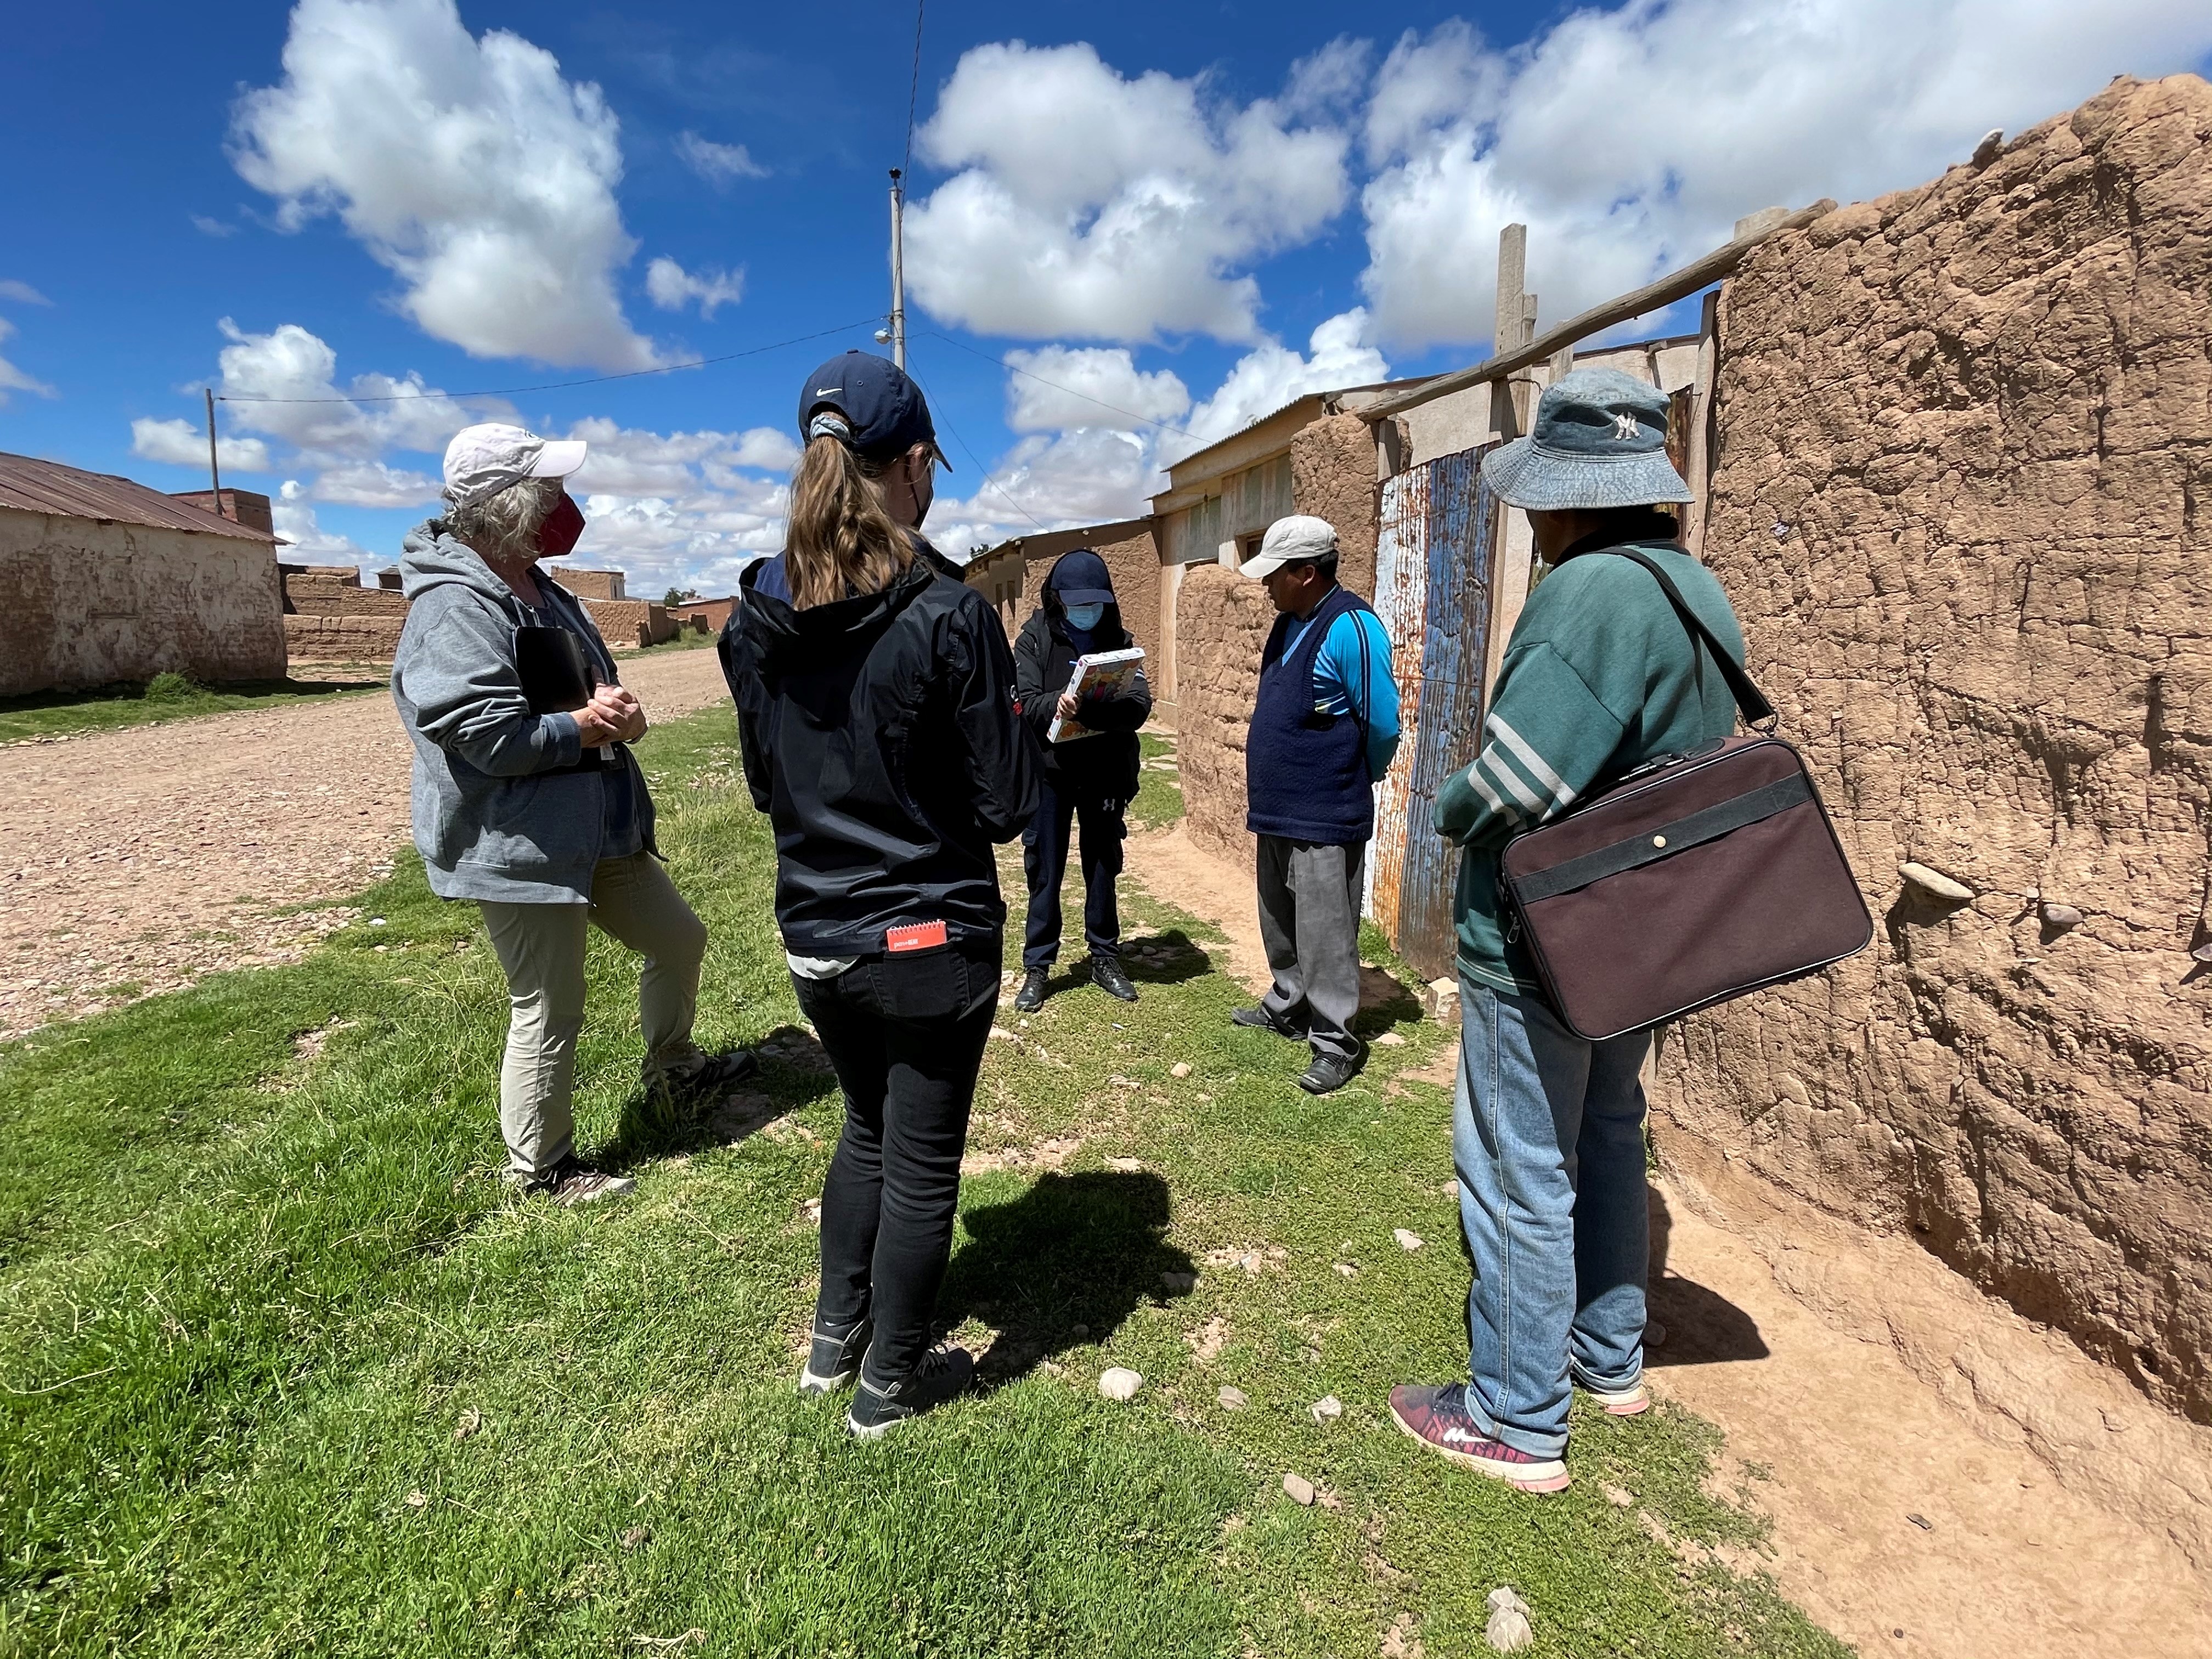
1013, 588, 1152, 803
719, 553, 1040, 956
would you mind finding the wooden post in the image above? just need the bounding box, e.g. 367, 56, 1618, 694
204, 387, 223, 517
1491, 224, 1539, 441
1684, 289, 1722, 556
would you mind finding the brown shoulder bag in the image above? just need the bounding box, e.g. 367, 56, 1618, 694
1496, 550, 1872, 1042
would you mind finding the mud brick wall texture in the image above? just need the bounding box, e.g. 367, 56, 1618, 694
1175, 563, 1273, 867
580, 599, 675, 647
1657, 76, 2212, 1419
1011, 529, 1163, 661
284, 614, 407, 660
1291, 413, 1380, 601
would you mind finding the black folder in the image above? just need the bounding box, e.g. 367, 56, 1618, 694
515, 625, 594, 714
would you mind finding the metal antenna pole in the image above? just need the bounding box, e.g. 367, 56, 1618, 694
204, 387, 224, 515
888, 168, 907, 369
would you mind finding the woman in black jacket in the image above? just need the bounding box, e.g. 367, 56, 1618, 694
1011, 550, 1153, 1012
719, 352, 1040, 1438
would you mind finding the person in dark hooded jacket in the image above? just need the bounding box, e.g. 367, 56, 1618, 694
1010, 550, 1152, 1011
719, 352, 1039, 1440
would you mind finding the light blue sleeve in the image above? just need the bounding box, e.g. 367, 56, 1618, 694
1312, 611, 1402, 781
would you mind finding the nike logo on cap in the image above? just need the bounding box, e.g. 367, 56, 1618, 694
815, 388, 838, 396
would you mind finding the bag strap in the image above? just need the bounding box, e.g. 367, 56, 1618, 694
1600, 547, 1776, 731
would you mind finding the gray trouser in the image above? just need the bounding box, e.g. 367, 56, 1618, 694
478, 852, 710, 1177
1255, 834, 1366, 1059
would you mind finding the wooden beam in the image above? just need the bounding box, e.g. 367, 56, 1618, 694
1359, 198, 1835, 422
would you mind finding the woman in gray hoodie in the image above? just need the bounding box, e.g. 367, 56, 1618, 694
392, 423, 754, 1206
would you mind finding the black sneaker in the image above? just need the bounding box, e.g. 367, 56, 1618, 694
1090, 957, 1138, 1002
1295, 1043, 1367, 1095
516, 1156, 637, 1207
1013, 967, 1049, 1012
653, 1048, 760, 1108
847, 1345, 977, 1438
798, 1314, 873, 1396
1231, 1004, 1306, 1040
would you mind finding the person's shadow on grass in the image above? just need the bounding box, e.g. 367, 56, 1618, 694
936, 1168, 1197, 1387
1029, 929, 1215, 1003
606, 1023, 832, 1164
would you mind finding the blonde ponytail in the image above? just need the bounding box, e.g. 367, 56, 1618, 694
784, 432, 912, 609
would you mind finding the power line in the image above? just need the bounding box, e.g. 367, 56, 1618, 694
923, 329, 1198, 439
902, 0, 926, 178
902, 352, 1052, 537
215, 316, 884, 404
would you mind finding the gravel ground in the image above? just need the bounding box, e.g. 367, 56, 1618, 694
3, 649, 733, 1040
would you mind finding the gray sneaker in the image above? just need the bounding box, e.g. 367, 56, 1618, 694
519, 1156, 637, 1207
847, 1345, 976, 1438
799, 1315, 874, 1396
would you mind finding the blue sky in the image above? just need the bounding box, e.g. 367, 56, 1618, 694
5, 0, 2209, 596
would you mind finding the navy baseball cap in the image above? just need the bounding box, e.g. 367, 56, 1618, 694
797, 351, 949, 470
1046, 549, 1115, 606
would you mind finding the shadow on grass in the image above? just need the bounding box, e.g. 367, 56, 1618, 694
607, 1023, 834, 1164
939, 1169, 1198, 1387
1026, 929, 1215, 1006
1350, 963, 1424, 1036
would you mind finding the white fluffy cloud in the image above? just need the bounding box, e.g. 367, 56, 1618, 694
676, 132, 769, 184
0, 318, 55, 405
231, 0, 661, 370
1358, 2, 2212, 349
212, 318, 494, 463
1002, 346, 1191, 433
131, 418, 274, 473
0, 281, 50, 306
645, 257, 744, 317
1164, 309, 1388, 465
906, 42, 1352, 342
308, 460, 443, 507
274, 481, 370, 557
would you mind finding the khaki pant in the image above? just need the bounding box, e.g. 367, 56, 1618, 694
478, 852, 709, 1178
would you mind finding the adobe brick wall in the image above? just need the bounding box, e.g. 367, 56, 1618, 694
1174, 562, 1273, 868
1291, 413, 1379, 600
580, 599, 675, 648
1656, 75, 2212, 1419
551, 567, 627, 600
279, 566, 411, 663
0, 511, 285, 693
1016, 529, 1164, 662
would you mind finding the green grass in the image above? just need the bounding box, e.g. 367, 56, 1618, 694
0, 708, 1844, 1658
0, 675, 383, 744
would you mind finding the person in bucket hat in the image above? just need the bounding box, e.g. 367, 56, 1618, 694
1388, 368, 1749, 1493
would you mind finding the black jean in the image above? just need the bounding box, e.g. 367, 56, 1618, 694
1021, 781, 1125, 970
794, 935, 1000, 1385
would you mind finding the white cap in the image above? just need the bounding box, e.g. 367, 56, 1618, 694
1240, 514, 1339, 580
441, 422, 588, 509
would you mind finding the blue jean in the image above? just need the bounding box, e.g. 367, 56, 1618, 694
1453, 977, 1651, 1458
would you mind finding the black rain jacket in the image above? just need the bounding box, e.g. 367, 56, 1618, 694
720, 552, 1040, 957
1013, 590, 1152, 804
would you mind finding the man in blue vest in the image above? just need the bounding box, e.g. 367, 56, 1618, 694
1234, 515, 1402, 1094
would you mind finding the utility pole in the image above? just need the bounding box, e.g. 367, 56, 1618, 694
1492, 224, 1540, 439
204, 387, 224, 517
888, 168, 908, 369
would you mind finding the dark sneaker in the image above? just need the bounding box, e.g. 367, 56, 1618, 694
799, 1314, 874, 1396
847, 1345, 977, 1439
1388, 1383, 1570, 1493
1295, 1043, 1367, 1095
654, 1048, 760, 1108
1013, 968, 1050, 1013
1090, 957, 1138, 1002
518, 1156, 637, 1208
1231, 1004, 1306, 1040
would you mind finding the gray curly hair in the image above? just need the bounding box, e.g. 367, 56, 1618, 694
444, 475, 561, 563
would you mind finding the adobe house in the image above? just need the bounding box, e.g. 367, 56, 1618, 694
0, 452, 284, 695
963, 518, 1160, 659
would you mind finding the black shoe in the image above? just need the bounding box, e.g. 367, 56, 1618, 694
1295, 1043, 1367, 1096
1232, 1004, 1306, 1040
1013, 968, 1049, 1013
798, 1313, 873, 1396
1090, 957, 1138, 1002
654, 1048, 760, 1108
847, 1345, 977, 1438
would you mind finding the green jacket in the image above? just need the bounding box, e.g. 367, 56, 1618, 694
1438, 535, 1748, 997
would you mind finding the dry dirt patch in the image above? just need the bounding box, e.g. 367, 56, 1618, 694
4, 649, 731, 1038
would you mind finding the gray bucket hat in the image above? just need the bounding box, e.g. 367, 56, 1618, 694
1481, 367, 1693, 510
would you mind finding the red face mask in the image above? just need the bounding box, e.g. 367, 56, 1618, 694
535, 492, 585, 558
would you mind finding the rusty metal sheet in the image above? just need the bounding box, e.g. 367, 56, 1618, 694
0, 450, 276, 541
1391, 443, 1498, 984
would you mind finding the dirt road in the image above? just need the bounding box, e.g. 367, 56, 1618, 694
3, 649, 731, 1039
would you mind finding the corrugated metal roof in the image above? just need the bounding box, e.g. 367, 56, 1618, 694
0, 450, 278, 541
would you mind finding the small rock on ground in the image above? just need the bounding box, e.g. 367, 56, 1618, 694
1218, 1386, 1249, 1410
1171, 1061, 1193, 1077
1282, 1472, 1316, 1506
1395, 1228, 1424, 1251
1310, 1394, 1343, 1423
1099, 1367, 1143, 1401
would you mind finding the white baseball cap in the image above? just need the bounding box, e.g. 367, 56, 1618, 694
441, 423, 588, 509
1239, 514, 1339, 580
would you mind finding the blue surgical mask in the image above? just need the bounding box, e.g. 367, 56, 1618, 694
1063, 602, 1105, 630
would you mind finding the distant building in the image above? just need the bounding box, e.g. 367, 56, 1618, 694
549, 566, 626, 600
0, 452, 284, 696
665, 595, 736, 634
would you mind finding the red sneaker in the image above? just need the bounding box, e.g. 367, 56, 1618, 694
1388, 1384, 1570, 1493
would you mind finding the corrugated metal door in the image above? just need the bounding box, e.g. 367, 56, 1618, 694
1368, 442, 1498, 984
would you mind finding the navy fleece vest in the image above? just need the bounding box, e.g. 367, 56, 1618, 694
1245, 583, 1376, 845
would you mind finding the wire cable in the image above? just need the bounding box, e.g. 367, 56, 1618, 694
923, 329, 1198, 439
902, 0, 926, 179
901, 352, 1053, 538
216, 316, 884, 404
